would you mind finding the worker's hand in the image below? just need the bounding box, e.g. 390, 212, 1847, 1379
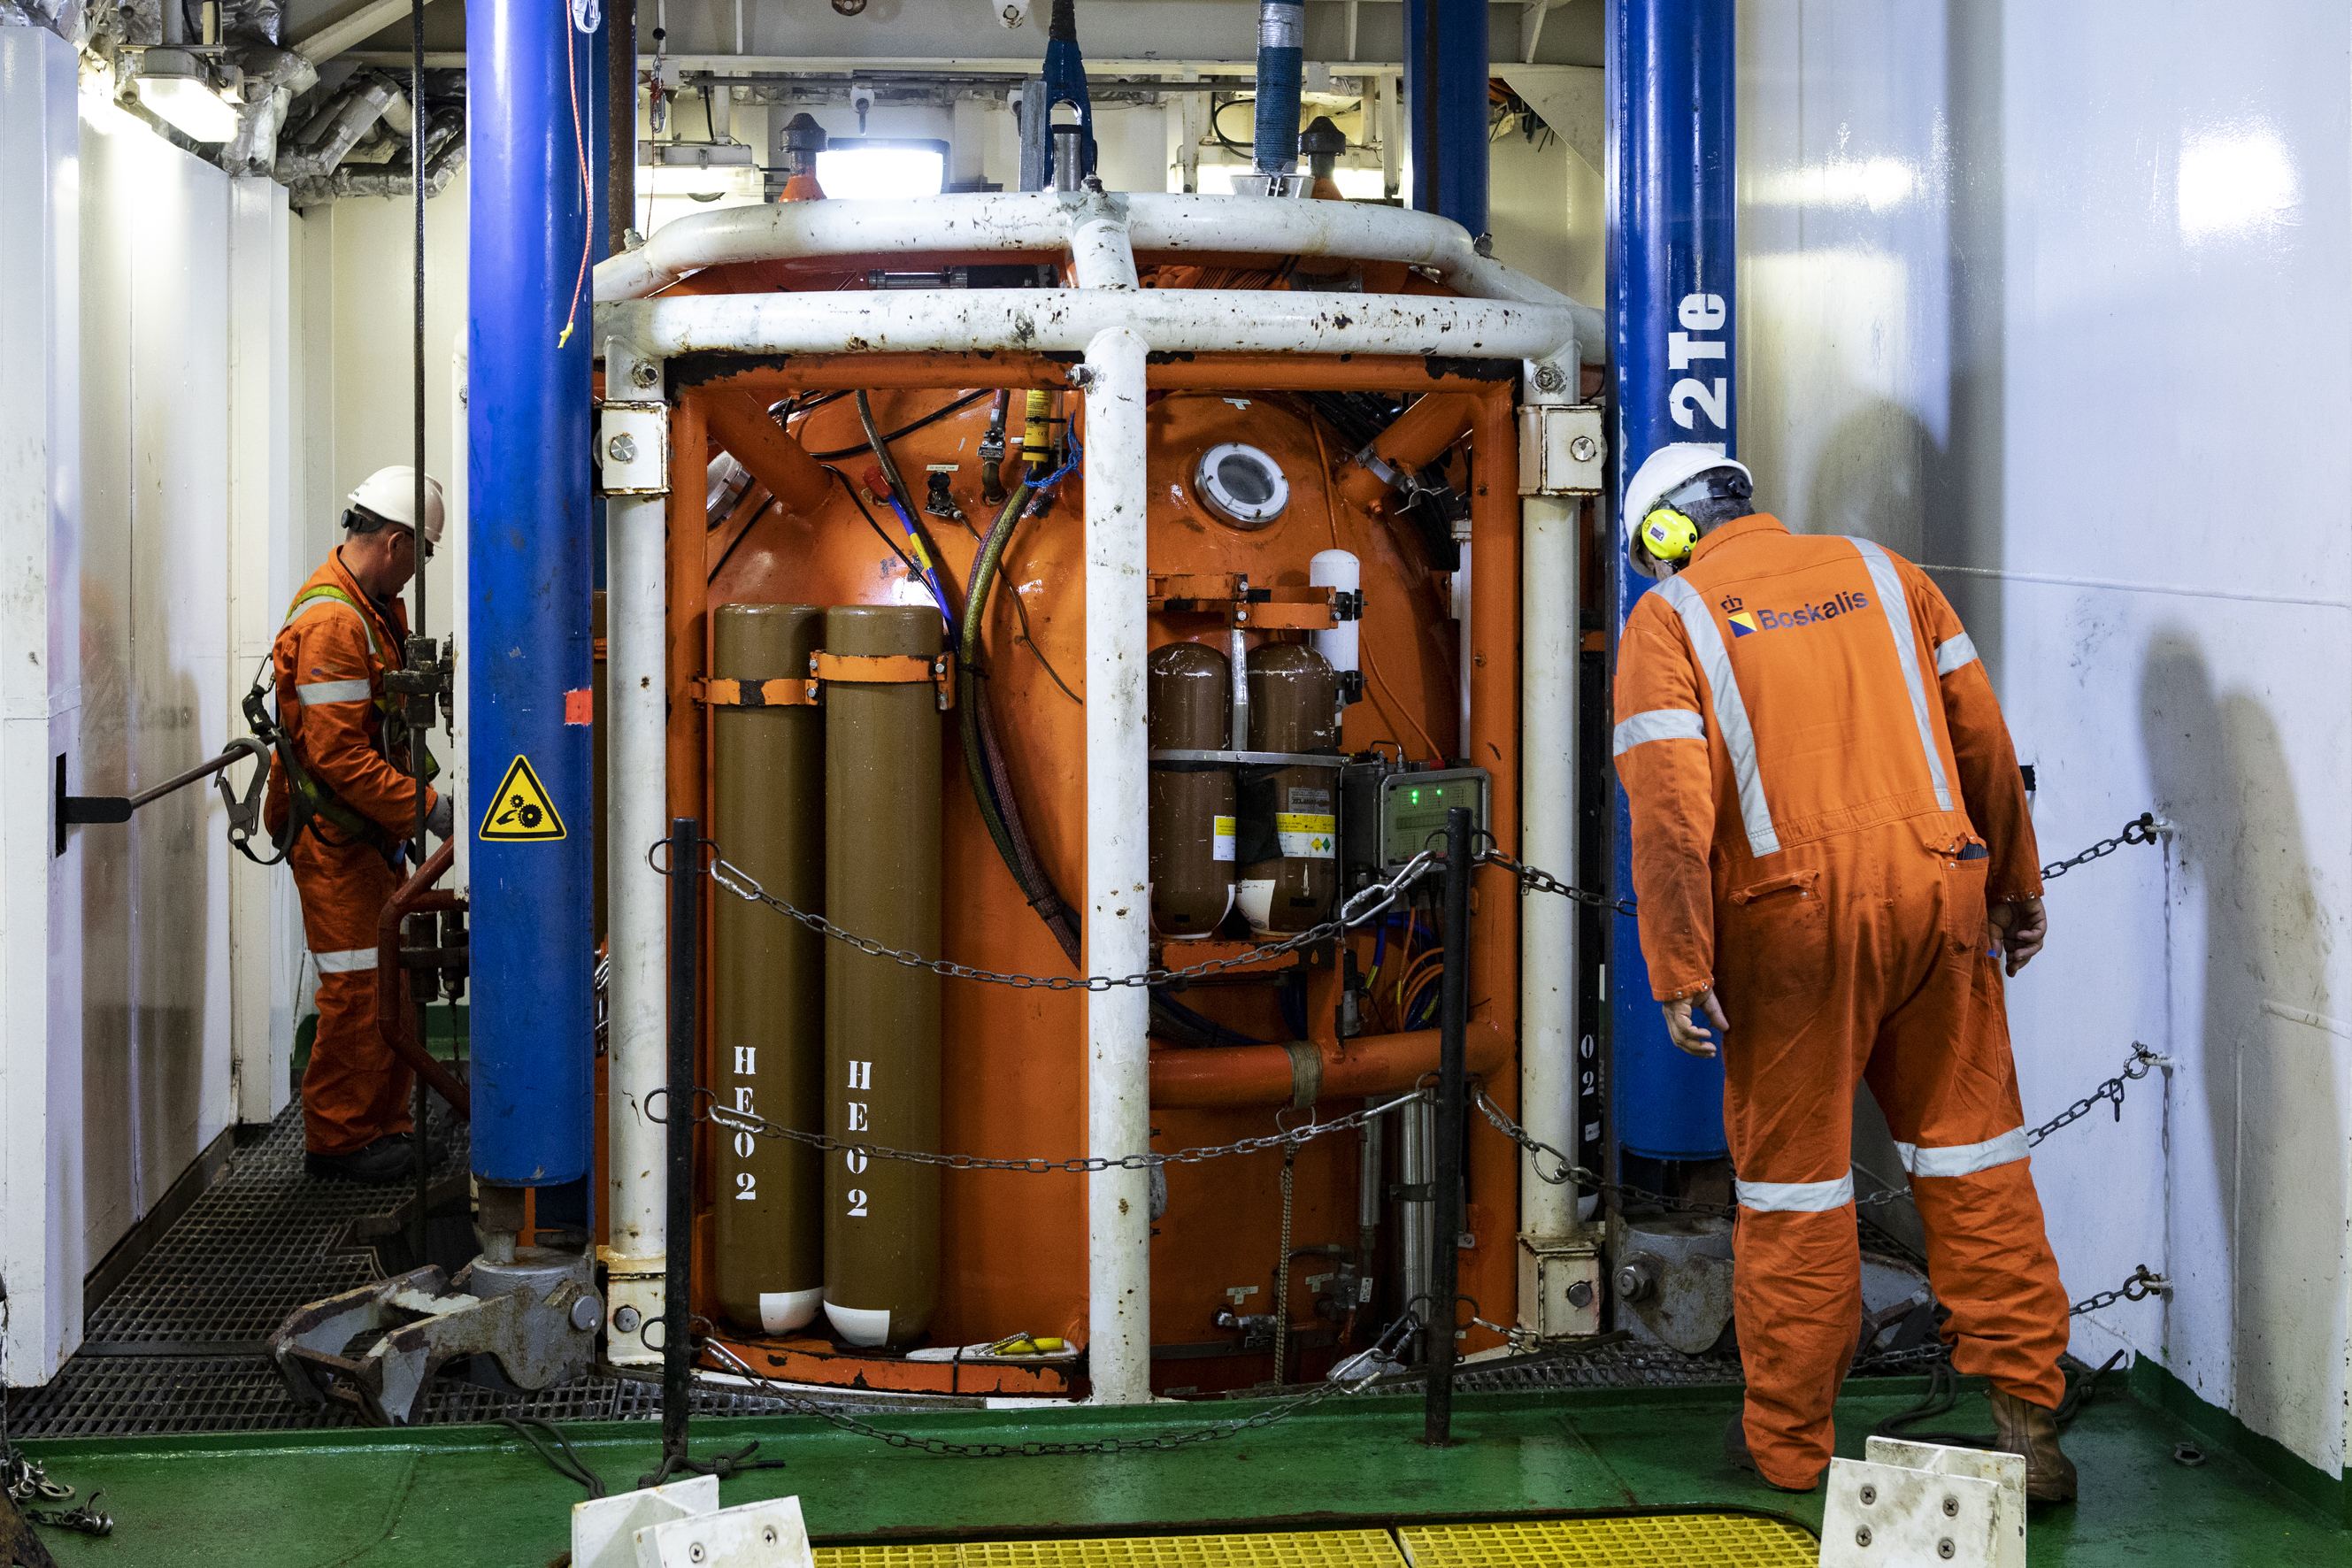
1661, 989, 1729, 1058
425, 793, 454, 842
1990, 896, 2047, 977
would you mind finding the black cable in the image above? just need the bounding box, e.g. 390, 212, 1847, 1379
804, 391, 991, 461
499, 1417, 608, 1498
706, 496, 777, 585
1211, 95, 1257, 157
830, 466, 924, 579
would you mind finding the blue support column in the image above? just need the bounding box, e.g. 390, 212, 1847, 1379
1403, 0, 1489, 236
1606, 0, 1733, 1160
465, 0, 596, 1187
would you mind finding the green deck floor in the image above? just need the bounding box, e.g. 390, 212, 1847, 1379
17, 1380, 2344, 1567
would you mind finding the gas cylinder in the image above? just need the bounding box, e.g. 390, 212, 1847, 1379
820, 604, 942, 1348
1237, 642, 1341, 934
711, 603, 826, 1334
1148, 642, 1235, 938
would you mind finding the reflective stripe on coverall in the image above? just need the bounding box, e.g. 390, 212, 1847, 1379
263, 550, 440, 1157
1612, 513, 2068, 1489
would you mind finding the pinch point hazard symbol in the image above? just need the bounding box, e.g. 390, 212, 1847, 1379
479, 754, 567, 842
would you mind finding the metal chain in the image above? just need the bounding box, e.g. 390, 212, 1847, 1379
2026, 1043, 2167, 1148
1272, 1144, 1295, 1386
658, 1086, 1428, 1175
1470, 1087, 1735, 1218
2070, 1265, 2170, 1317
2041, 812, 2163, 882
696, 1316, 1417, 1458
1473, 848, 1637, 915
672, 842, 1435, 991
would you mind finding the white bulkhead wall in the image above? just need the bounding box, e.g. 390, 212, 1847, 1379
1736, 0, 2352, 1481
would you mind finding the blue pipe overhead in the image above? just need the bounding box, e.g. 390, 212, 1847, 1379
1607, 0, 1734, 1160
1403, 0, 1488, 237
465, 0, 596, 1186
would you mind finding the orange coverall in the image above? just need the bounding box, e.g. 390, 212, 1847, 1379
1612, 513, 2068, 1488
264, 550, 439, 1157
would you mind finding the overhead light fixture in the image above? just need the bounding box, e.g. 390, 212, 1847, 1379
133, 49, 242, 144
815, 138, 948, 201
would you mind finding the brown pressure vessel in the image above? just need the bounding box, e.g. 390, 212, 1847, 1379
712, 604, 827, 1334
1148, 642, 1236, 938
1238, 643, 1341, 934
821, 604, 942, 1347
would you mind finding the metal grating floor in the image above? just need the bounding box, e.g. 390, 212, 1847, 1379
13, 1100, 805, 1439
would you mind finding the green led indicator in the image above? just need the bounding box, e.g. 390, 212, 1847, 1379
1411, 788, 1421, 803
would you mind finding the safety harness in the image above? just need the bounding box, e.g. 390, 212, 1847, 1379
237, 580, 436, 866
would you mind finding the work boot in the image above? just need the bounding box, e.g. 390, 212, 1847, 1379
304, 1136, 419, 1185
1723, 1413, 1819, 1495
1989, 1388, 2079, 1504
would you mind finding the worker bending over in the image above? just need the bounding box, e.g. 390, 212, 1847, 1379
265, 467, 453, 1184
1611, 444, 2074, 1502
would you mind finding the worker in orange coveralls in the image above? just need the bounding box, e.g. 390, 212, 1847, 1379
265, 466, 453, 1184
1610, 443, 2076, 1503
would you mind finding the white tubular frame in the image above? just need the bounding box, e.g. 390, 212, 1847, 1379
597, 191, 1590, 1405
1518, 494, 1582, 1245
601, 341, 671, 1364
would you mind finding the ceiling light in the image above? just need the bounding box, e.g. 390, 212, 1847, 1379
134, 50, 241, 144
815, 140, 948, 200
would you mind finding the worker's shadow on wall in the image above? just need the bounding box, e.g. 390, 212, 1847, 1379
2138, 634, 2340, 1436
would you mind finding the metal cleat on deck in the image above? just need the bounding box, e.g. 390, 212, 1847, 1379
271, 1249, 601, 1426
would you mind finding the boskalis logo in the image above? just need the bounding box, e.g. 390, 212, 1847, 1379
1719, 589, 1869, 639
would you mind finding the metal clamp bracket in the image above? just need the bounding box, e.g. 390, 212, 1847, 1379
598, 400, 671, 496
1148, 572, 1342, 630
807, 650, 955, 711
1517, 404, 1604, 496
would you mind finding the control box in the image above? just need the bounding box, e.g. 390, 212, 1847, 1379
1373, 767, 1489, 869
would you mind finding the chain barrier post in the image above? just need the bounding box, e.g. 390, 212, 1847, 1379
659, 816, 701, 1476
1424, 806, 1472, 1447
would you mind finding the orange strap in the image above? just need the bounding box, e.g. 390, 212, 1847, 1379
701, 677, 816, 708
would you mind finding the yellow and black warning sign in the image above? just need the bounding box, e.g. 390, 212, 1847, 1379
479, 754, 567, 842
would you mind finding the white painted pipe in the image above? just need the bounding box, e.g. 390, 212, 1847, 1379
1518, 495, 1581, 1254
603, 288, 1578, 364
602, 355, 671, 1366
1068, 195, 1140, 290
593, 190, 1603, 358
1081, 325, 1155, 1406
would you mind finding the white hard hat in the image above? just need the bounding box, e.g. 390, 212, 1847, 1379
1622, 443, 1752, 578
347, 465, 447, 548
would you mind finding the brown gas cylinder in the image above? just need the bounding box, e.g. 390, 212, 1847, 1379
1238, 642, 1341, 934
819, 604, 942, 1348
711, 603, 826, 1335
1148, 642, 1236, 938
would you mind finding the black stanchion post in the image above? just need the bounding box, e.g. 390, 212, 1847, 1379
1424, 804, 1472, 1447
662, 815, 701, 1470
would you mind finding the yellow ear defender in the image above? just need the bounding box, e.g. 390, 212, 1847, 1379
1640, 506, 1701, 568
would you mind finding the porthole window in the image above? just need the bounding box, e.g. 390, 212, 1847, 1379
1195, 442, 1290, 529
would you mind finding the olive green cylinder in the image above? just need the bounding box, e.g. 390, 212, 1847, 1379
1148, 642, 1236, 939
1239, 642, 1341, 934
712, 603, 827, 1334
821, 604, 942, 1348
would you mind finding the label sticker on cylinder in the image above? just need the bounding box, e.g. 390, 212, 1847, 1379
478, 754, 567, 842
1211, 814, 1236, 862
1275, 812, 1336, 857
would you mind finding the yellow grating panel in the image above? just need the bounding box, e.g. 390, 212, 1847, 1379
1395, 1516, 1818, 1567
815, 1530, 1408, 1567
